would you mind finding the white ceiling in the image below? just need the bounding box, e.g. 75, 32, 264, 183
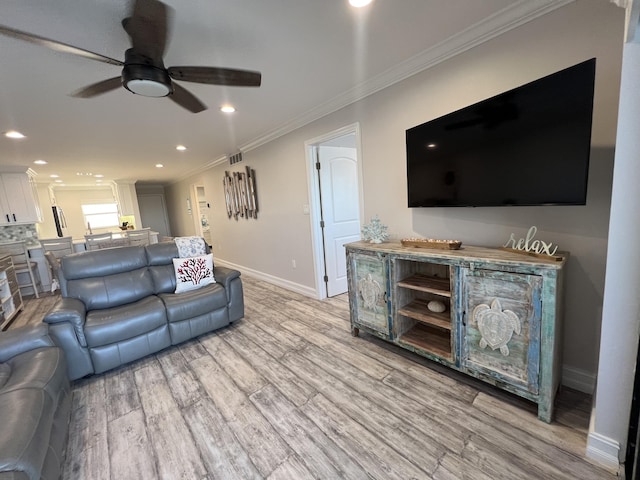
0, 0, 569, 187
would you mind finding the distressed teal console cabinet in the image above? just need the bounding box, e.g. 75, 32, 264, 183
345, 241, 566, 422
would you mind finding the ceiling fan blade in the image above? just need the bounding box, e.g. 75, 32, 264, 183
0, 25, 123, 66
122, 0, 171, 63
168, 66, 262, 87
169, 82, 207, 113
70, 77, 122, 98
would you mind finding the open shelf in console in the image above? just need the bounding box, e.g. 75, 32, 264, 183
393, 258, 453, 360
398, 323, 452, 359
397, 274, 451, 297
397, 298, 451, 330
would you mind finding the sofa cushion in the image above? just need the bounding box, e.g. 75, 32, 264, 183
145, 241, 180, 265
0, 363, 10, 389
61, 245, 147, 279
148, 264, 176, 294
66, 267, 155, 310
89, 325, 171, 374
62, 247, 155, 309
159, 283, 227, 322
1, 348, 68, 403
84, 296, 167, 347
0, 388, 55, 480
173, 254, 215, 293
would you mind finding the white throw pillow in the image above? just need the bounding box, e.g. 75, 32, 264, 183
173, 253, 215, 293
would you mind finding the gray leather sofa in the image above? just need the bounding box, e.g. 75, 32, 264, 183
44, 241, 244, 380
0, 324, 71, 480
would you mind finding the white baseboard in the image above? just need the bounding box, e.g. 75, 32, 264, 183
562, 365, 596, 394
587, 432, 622, 473
214, 258, 318, 298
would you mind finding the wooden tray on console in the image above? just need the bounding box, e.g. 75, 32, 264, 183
401, 238, 462, 250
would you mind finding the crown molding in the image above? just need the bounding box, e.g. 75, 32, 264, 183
239, 0, 573, 154
171, 0, 574, 185
167, 155, 229, 185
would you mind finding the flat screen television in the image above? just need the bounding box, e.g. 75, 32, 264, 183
406, 58, 596, 207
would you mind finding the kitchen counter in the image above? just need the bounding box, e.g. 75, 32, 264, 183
22, 231, 160, 294
71, 231, 159, 251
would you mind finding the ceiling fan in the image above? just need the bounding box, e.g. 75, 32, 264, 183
0, 0, 262, 113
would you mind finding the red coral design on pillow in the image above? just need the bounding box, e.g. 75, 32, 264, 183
177, 257, 212, 285
173, 253, 215, 293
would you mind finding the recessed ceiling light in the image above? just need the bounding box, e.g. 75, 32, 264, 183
4, 130, 25, 139
34, 159, 48, 165
55, 179, 63, 183
76, 172, 93, 176
156, 164, 164, 168
176, 145, 187, 151
427, 143, 437, 149
220, 105, 236, 113
50, 174, 59, 178
96, 179, 103, 183
349, 0, 372, 7
94, 174, 104, 178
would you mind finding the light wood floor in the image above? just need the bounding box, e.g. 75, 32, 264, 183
11, 277, 618, 480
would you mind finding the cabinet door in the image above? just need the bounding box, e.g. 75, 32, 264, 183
461, 268, 542, 394
0, 174, 40, 224
0, 178, 11, 225
348, 251, 390, 337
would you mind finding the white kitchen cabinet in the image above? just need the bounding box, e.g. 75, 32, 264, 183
0, 172, 42, 225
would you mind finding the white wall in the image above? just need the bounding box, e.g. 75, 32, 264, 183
165, 2, 623, 387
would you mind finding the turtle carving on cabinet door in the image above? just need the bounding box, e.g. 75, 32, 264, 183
358, 273, 383, 310
471, 298, 521, 356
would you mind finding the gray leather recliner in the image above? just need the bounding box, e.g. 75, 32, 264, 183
0, 324, 71, 480
44, 241, 244, 380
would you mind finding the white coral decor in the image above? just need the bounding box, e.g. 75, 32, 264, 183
361, 216, 389, 244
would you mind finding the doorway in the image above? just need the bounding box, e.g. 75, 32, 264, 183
306, 123, 363, 299
138, 194, 171, 238
191, 184, 212, 246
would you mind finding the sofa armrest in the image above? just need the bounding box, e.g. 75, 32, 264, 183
44, 297, 88, 347
214, 266, 240, 291
0, 324, 54, 363
214, 267, 244, 321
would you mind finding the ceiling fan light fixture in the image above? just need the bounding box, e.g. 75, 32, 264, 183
125, 79, 171, 97
122, 63, 172, 97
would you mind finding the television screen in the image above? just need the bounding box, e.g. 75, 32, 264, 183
406, 58, 596, 207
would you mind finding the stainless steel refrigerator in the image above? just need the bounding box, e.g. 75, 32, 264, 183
52, 206, 67, 237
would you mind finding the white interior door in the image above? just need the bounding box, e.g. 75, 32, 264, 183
318, 145, 361, 297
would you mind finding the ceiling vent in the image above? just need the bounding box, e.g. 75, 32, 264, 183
229, 152, 243, 165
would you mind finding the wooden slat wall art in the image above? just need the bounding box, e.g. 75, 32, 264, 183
224, 166, 258, 220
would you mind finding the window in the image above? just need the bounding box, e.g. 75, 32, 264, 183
81, 203, 119, 229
